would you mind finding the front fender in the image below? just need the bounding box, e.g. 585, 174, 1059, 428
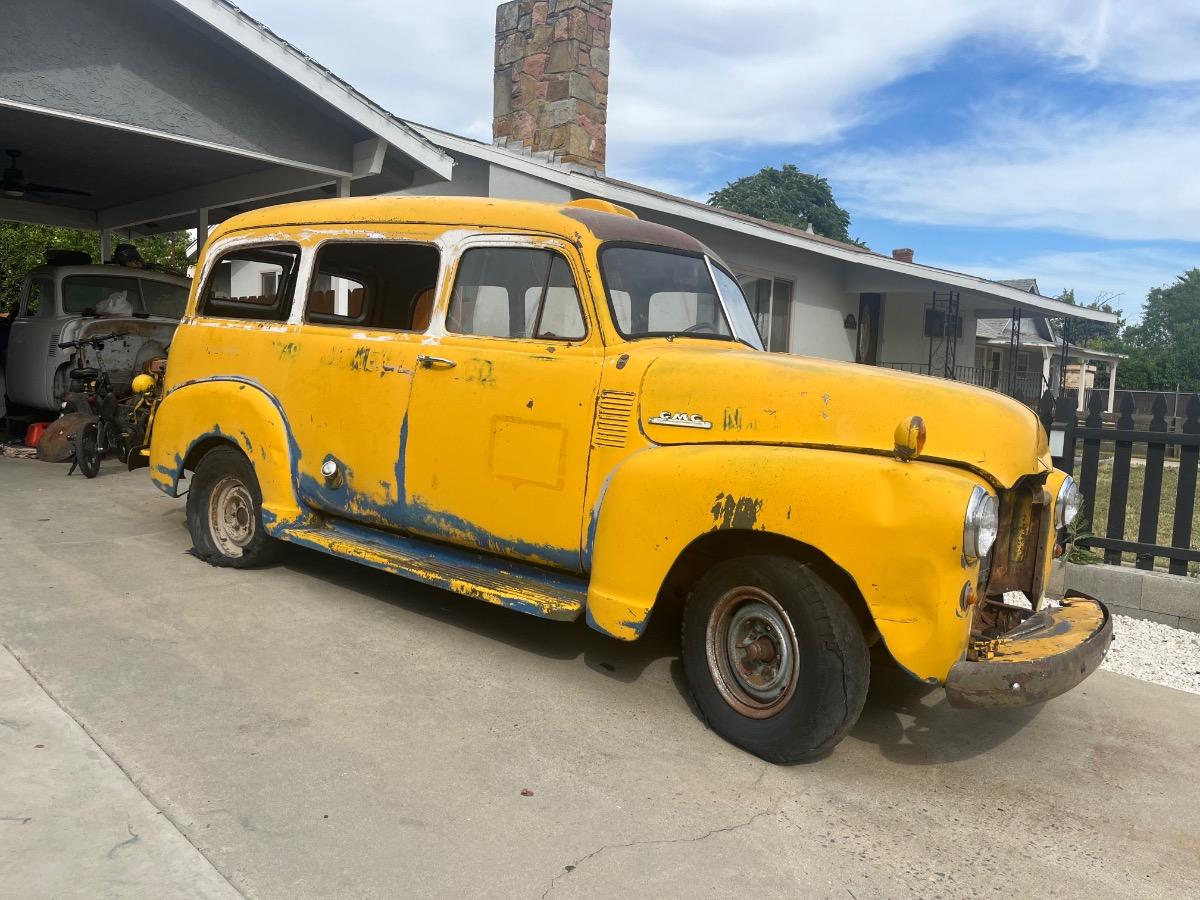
585, 445, 988, 683
148, 376, 307, 530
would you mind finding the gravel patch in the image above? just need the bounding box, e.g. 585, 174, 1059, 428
1001, 591, 1200, 695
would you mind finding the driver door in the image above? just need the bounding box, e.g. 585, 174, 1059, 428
399, 238, 603, 573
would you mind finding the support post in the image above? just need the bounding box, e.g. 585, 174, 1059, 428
1077, 356, 1089, 412
1107, 359, 1118, 414
336, 176, 351, 198
99, 229, 112, 263
196, 207, 210, 257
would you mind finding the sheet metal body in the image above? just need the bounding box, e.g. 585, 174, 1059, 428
150, 196, 1090, 687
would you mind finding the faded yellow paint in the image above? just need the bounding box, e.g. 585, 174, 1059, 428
150, 195, 1074, 686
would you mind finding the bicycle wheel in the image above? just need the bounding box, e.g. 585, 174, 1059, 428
75, 419, 102, 478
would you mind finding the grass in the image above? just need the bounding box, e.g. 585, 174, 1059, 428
1087, 456, 1200, 575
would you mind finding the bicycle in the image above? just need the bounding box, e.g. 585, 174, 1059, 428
58, 332, 134, 478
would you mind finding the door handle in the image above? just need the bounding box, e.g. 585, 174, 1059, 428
417, 355, 456, 370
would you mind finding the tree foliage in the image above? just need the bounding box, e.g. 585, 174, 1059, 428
708, 164, 862, 245
1050, 288, 1122, 346
1117, 269, 1200, 391
0, 224, 190, 313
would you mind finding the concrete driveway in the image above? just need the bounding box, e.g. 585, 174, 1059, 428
1, 457, 1198, 899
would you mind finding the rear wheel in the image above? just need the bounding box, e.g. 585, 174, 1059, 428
74, 419, 101, 478
186, 447, 281, 568
682, 555, 869, 763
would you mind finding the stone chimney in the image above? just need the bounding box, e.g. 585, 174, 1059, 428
892, 248, 914, 263
493, 0, 611, 173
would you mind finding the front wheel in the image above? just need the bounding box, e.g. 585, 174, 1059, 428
185, 447, 282, 568
74, 419, 102, 478
682, 555, 870, 763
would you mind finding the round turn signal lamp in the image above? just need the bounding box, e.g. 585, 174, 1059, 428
893, 415, 927, 461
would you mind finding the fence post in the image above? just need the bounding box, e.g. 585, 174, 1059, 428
1104, 393, 1137, 566
1136, 395, 1169, 570
1170, 394, 1200, 576
1079, 391, 1104, 526
1052, 393, 1078, 474
1038, 389, 1056, 435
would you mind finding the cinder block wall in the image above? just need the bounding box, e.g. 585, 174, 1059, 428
1048, 561, 1200, 632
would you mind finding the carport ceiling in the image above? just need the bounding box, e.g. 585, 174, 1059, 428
0, 0, 453, 236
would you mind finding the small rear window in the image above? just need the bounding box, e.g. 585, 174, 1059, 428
200, 246, 300, 321
140, 279, 189, 319
62, 275, 141, 315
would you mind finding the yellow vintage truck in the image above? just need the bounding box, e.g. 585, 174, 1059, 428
149, 196, 1111, 762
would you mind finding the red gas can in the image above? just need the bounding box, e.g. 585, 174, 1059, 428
24, 422, 52, 448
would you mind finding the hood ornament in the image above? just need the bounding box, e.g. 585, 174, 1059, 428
648, 411, 713, 430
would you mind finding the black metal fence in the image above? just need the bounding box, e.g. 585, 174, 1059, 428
1039, 390, 1200, 575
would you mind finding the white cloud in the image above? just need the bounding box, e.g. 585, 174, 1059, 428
822, 95, 1200, 241
926, 246, 1196, 319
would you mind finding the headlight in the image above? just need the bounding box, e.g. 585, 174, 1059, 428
1056, 476, 1082, 529
964, 486, 999, 560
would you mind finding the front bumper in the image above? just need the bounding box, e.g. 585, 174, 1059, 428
945, 593, 1113, 709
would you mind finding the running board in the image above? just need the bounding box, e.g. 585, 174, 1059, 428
280, 519, 586, 621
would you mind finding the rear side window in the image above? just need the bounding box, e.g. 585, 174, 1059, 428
200, 245, 300, 321
21, 277, 54, 317
306, 242, 440, 331
140, 279, 189, 319
62, 275, 141, 315
446, 247, 585, 340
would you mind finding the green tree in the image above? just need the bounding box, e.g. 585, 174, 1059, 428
708, 164, 862, 245
1118, 269, 1200, 392
1050, 288, 1122, 346
0, 224, 190, 313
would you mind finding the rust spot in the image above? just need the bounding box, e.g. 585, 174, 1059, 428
616, 354, 629, 370
710, 493, 763, 530
723, 408, 742, 431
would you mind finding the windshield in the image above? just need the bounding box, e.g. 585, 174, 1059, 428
600, 246, 763, 349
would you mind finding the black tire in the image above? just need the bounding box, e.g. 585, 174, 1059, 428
681, 555, 869, 764
185, 446, 282, 568
75, 420, 101, 478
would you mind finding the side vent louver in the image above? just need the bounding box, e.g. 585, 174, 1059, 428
593, 390, 636, 448
47, 329, 61, 357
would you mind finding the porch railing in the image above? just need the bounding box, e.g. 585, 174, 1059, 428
878, 362, 1045, 403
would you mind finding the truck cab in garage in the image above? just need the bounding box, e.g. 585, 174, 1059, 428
4, 256, 189, 412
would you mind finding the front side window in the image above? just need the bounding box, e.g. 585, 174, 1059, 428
200, 245, 300, 321
62, 275, 141, 315
600, 246, 762, 350
140, 279, 189, 319
446, 247, 586, 340
21, 277, 54, 317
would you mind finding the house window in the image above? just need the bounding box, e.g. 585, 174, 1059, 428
739, 275, 793, 352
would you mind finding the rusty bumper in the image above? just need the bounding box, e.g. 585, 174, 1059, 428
945, 594, 1113, 709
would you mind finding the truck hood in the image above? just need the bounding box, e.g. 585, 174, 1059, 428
638, 346, 1051, 488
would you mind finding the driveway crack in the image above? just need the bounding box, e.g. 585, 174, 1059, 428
541, 802, 782, 899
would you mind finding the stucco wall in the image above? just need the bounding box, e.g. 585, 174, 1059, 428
0, 0, 361, 172
878, 291, 977, 372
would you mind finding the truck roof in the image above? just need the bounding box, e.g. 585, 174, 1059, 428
27, 264, 191, 286
207, 196, 711, 257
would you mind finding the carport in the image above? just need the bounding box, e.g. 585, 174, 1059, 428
0, 0, 454, 255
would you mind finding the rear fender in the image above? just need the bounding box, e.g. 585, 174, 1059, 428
148, 376, 308, 531
585, 444, 987, 683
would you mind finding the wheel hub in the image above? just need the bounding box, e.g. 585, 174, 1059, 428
208, 476, 255, 557
705, 587, 801, 719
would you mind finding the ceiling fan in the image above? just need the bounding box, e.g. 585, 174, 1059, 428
3, 149, 90, 199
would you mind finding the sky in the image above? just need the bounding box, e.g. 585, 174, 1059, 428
234, 0, 1200, 322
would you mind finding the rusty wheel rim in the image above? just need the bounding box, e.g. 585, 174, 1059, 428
705, 586, 800, 719
208, 475, 254, 558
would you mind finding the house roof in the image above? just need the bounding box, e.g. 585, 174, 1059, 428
998, 278, 1039, 294
170, 0, 454, 180
411, 124, 1118, 326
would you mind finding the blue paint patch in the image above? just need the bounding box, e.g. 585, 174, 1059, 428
585, 604, 648, 640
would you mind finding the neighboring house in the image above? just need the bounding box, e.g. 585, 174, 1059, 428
974, 279, 1124, 411
3, 0, 1118, 407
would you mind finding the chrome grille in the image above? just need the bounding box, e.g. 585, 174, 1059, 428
593, 390, 636, 448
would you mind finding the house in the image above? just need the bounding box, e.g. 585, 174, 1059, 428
974, 279, 1124, 411
1, 0, 1118, 403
